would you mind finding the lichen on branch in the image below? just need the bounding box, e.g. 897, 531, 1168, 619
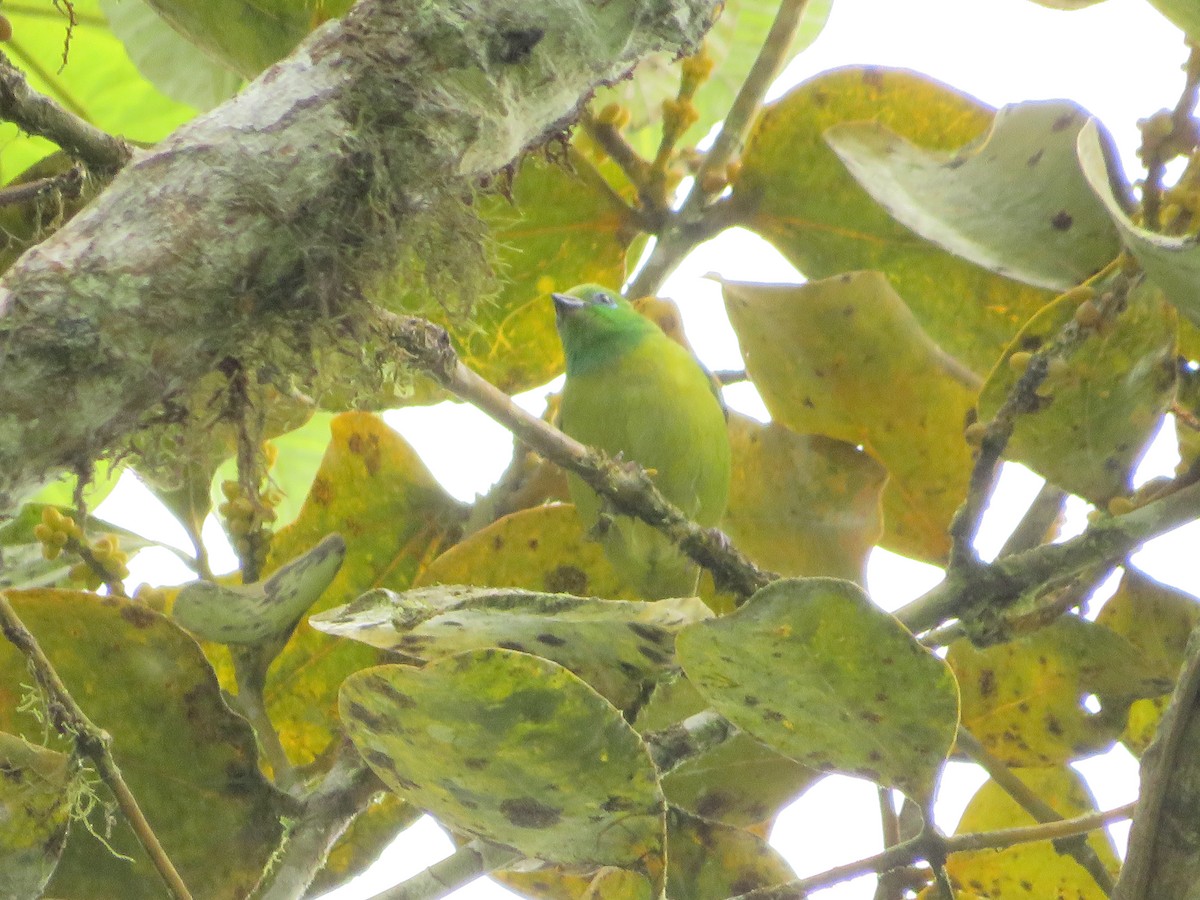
0, 0, 721, 513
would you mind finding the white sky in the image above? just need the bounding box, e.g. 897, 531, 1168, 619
96, 0, 1196, 896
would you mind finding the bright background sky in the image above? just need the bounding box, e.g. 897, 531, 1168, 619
94, 0, 1196, 896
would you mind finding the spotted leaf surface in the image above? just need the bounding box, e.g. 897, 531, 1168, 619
313, 585, 710, 713
937, 767, 1118, 899
0, 733, 70, 899
414, 504, 638, 600
340, 651, 666, 887
174, 533, 344, 644
826, 101, 1120, 290
949, 614, 1170, 766
677, 578, 959, 801
977, 274, 1177, 504
723, 273, 976, 563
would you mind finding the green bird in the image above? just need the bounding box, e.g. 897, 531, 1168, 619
552, 284, 731, 599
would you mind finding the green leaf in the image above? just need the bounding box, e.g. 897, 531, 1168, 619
724, 412, 885, 584
246, 412, 466, 766
1, 1, 196, 180
1026, 0, 1107, 6
942, 767, 1119, 899
133, 0, 337, 78
948, 614, 1170, 766
635, 677, 819, 828
594, 0, 832, 157
825, 101, 1121, 290
977, 274, 1178, 504
734, 66, 1055, 373
174, 532, 345, 644
665, 807, 797, 899
30, 459, 122, 510
414, 503, 639, 601
0, 590, 284, 898
1078, 118, 1200, 326
722, 273, 977, 563
340, 651, 667, 888
1142, 0, 1200, 40
677, 578, 959, 801
312, 585, 710, 713
99, 0, 243, 110
0, 733, 70, 899
1095, 569, 1200, 755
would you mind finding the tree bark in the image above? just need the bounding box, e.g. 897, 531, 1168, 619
0, 0, 718, 511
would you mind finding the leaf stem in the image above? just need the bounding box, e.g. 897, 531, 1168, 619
368, 839, 522, 900
0, 592, 193, 900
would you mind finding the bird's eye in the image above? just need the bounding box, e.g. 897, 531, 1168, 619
596, 291, 618, 307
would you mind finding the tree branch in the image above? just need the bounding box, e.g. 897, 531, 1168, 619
0, 48, 130, 173
626, 0, 811, 298
369, 839, 522, 900
0, 592, 192, 900
897, 472, 1200, 635
381, 311, 774, 601
254, 743, 393, 900
0, 0, 722, 513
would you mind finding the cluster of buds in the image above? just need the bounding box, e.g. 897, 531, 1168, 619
34, 507, 129, 590
218, 479, 282, 573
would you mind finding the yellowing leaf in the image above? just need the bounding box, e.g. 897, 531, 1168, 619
251, 412, 465, 765
0, 733, 70, 899
977, 275, 1178, 504
340, 651, 666, 889
942, 767, 1118, 898
0, 590, 283, 898
1095, 569, 1200, 755
948, 615, 1168, 766
724, 413, 885, 583
723, 273, 976, 563
415, 503, 638, 600
825, 101, 1120, 290
665, 807, 797, 898
734, 66, 1054, 373
677, 578, 959, 801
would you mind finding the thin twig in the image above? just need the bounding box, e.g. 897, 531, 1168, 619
566, 146, 655, 232
369, 839, 522, 900
955, 729, 1116, 894
997, 482, 1068, 558
732, 803, 1131, 899
0, 593, 193, 900
382, 312, 774, 601
0, 166, 83, 207
625, 0, 812, 297
580, 109, 658, 212
0, 48, 130, 173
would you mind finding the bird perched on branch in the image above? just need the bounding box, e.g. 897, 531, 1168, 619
552, 284, 731, 599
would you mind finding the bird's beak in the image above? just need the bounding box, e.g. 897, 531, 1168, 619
551, 292, 586, 317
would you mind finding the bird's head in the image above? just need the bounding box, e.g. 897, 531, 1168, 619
551, 284, 660, 375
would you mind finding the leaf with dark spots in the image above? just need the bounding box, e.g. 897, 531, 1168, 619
340, 652, 666, 885
501, 797, 563, 828
314, 586, 710, 713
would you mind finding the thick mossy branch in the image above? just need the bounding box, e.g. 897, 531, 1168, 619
0, 0, 721, 512
382, 311, 775, 601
